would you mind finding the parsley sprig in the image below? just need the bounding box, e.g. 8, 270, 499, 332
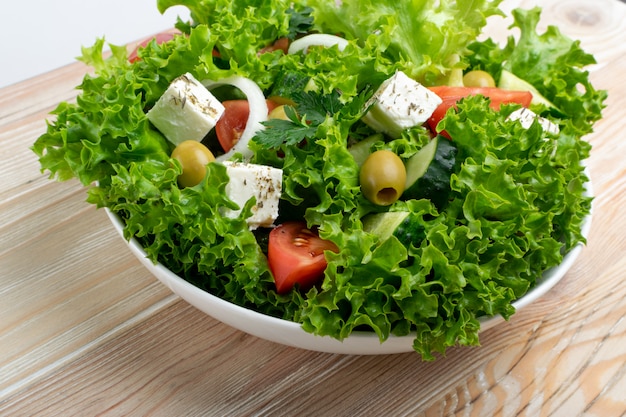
286, 6, 314, 40
255, 106, 317, 148
253, 88, 371, 149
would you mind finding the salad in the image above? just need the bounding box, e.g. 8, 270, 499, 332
33, 0, 606, 359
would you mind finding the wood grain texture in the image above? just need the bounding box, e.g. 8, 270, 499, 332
1, 0, 625, 415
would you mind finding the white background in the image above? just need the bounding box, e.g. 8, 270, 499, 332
0, 1, 190, 88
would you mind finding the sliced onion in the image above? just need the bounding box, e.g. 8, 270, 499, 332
287, 34, 349, 55
202, 76, 268, 161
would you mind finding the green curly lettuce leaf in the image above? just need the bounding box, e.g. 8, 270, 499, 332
468, 7, 606, 134
296, 97, 591, 360
304, 0, 504, 84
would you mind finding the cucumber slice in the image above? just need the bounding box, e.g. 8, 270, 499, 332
363, 211, 426, 247
402, 135, 457, 209
348, 134, 383, 166
404, 137, 438, 187
363, 211, 410, 242
498, 70, 557, 110
393, 215, 427, 248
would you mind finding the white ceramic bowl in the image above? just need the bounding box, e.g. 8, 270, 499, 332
105, 184, 592, 355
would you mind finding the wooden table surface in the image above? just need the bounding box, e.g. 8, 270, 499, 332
1, 0, 625, 415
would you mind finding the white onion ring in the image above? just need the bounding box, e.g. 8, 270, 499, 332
287, 34, 349, 55
202, 76, 268, 161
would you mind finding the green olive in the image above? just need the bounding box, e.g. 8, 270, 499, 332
359, 150, 406, 206
463, 70, 496, 88
268, 104, 291, 121
171, 140, 215, 188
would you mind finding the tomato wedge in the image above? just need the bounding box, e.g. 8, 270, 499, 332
426, 86, 533, 138
215, 99, 279, 152
128, 31, 178, 63
267, 222, 339, 294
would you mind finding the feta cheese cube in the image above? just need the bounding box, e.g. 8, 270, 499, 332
507, 108, 560, 135
147, 73, 225, 145
362, 71, 442, 138
221, 162, 283, 230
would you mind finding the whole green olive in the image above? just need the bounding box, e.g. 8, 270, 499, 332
171, 140, 215, 188
359, 150, 406, 206
463, 70, 496, 88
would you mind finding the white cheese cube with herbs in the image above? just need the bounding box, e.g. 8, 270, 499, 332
507, 108, 560, 135
222, 162, 283, 230
147, 73, 225, 145
362, 71, 442, 138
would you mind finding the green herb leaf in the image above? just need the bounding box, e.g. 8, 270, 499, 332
287, 6, 314, 40
255, 115, 317, 149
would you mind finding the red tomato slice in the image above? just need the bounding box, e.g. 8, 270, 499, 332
215, 99, 279, 152
268, 222, 339, 294
128, 31, 178, 63
426, 86, 533, 138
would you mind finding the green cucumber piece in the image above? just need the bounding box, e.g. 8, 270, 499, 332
348, 134, 384, 166
402, 135, 457, 209
363, 211, 409, 242
498, 70, 557, 110
363, 211, 426, 247
404, 137, 438, 187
